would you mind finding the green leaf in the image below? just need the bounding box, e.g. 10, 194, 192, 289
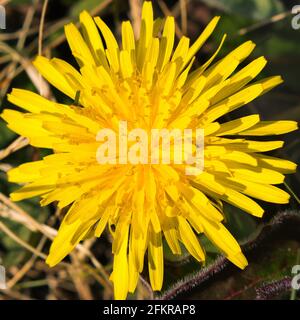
203, 0, 284, 20
223, 203, 258, 241
69, 0, 107, 18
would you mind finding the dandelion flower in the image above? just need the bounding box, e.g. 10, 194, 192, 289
2, 1, 298, 299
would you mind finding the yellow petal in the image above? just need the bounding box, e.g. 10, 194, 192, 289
157, 16, 175, 71
220, 176, 290, 204
203, 40, 256, 89
238, 121, 298, 136
33, 56, 76, 98
46, 218, 93, 267
230, 166, 285, 185
254, 154, 297, 173
120, 50, 134, 79
7, 88, 65, 114
198, 216, 247, 269
137, 1, 153, 70
221, 188, 264, 217
177, 216, 205, 261
148, 226, 164, 291
210, 56, 267, 104
94, 17, 120, 72
8, 161, 45, 183
183, 16, 220, 69
112, 223, 129, 300
220, 151, 258, 167
128, 238, 139, 293
79, 10, 109, 68
64, 22, 95, 66
216, 114, 260, 136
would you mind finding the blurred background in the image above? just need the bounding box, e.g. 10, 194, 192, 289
0, 0, 299, 300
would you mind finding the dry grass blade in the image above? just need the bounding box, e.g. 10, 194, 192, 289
0, 42, 52, 99
180, 0, 188, 35
129, 0, 142, 38
69, 254, 93, 300
0, 287, 32, 300
44, 0, 113, 53
0, 0, 37, 99
0, 192, 111, 286
0, 0, 10, 6
0, 163, 12, 172
6, 236, 48, 289
37, 0, 49, 96
157, 0, 183, 38
0, 221, 47, 260
0, 137, 28, 161
238, 11, 291, 36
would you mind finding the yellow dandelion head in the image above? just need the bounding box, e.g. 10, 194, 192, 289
1, 1, 298, 299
